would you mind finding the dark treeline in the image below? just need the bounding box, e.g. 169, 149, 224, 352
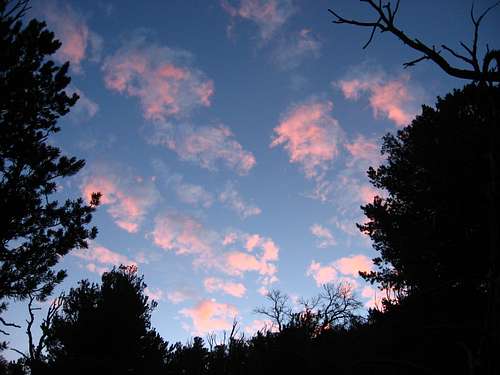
1, 1, 499, 374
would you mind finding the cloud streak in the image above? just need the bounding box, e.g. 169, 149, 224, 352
219, 182, 261, 219
151, 123, 256, 175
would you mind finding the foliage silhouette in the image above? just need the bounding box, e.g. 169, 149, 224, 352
358, 83, 500, 374
0, 0, 100, 345
41, 265, 168, 375
359, 84, 500, 295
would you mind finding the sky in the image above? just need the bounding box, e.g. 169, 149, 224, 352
3, 0, 500, 358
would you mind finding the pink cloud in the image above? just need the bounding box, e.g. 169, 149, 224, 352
69, 87, 99, 122
174, 180, 214, 208
221, 0, 295, 40
345, 135, 381, 167
272, 28, 321, 69
144, 287, 165, 301
225, 251, 275, 276
223, 232, 238, 246
167, 290, 191, 304
219, 182, 261, 219
244, 319, 275, 334
37, 1, 102, 72
261, 240, 279, 261
180, 299, 238, 334
307, 260, 338, 286
74, 244, 136, 274
151, 213, 214, 259
338, 74, 417, 127
223, 232, 280, 287
85, 263, 108, 275
204, 277, 247, 297
257, 286, 269, 296
334, 255, 373, 277
271, 100, 343, 179
102, 38, 214, 121
358, 185, 379, 205
245, 234, 262, 251
310, 224, 336, 248
81, 169, 158, 233
152, 123, 255, 175
361, 286, 384, 309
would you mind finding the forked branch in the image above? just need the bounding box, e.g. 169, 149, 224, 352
328, 0, 500, 83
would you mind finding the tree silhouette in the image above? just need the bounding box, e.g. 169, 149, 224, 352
254, 290, 292, 332
0, 0, 100, 342
255, 283, 362, 334
359, 84, 499, 293
358, 83, 500, 374
328, 0, 500, 83
42, 265, 168, 375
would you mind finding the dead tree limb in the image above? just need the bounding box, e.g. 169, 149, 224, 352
328, 0, 500, 83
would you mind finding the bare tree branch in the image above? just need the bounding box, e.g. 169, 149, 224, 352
254, 290, 292, 332
328, 0, 500, 83
2, 0, 30, 21
0, 316, 21, 331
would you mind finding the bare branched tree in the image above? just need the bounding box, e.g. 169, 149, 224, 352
11, 293, 64, 369
300, 282, 362, 330
205, 318, 243, 351
254, 290, 292, 332
328, 0, 500, 83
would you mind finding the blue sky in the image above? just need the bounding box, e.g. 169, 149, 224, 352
3, 0, 500, 357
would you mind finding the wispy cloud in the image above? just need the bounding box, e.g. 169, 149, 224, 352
344, 135, 382, 168
180, 299, 238, 335
307, 260, 337, 286
144, 287, 165, 302
272, 28, 321, 69
219, 182, 261, 219
151, 212, 216, 263
244, 319, 275, 334
221, 0, 295, 40
69, 87, 99, 122
37, 0, 102, 73
74, 243, 136, 274
337, 70, 422, 127
361, 286, 384, 309
223, 232, 279, 282
310, 224, 336, 248
150, 122, 256, 175
307, 254, 373, 286
169, 175, 214, 208
334, 255, 372, 277
102, 35, 213, 121
271, 100, 343, 179
204, 277, 247, 297
150, 214, 279, 291
167, 290, 192, 304
81, 165, 159, 233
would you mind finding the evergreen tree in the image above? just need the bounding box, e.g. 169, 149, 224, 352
359, 84, 500, 297
44, 265, 168, 375
0, 0, 100, 337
